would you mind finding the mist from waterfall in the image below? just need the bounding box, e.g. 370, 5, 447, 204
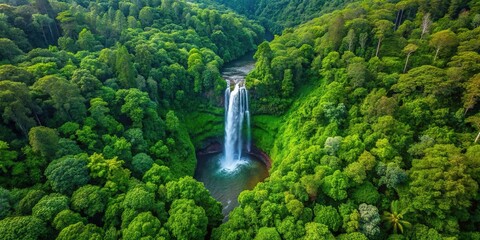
223, 81, 251, 171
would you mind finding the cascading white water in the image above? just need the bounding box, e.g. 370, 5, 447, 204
245, 89, 251, 153
223, 81, 251, 171
224, 81, 230, 120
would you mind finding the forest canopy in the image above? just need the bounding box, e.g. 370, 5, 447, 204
1, 0, 480, 239
219, 0, 480, 239
0, 0, 262, 239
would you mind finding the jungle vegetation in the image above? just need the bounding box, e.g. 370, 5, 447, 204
1, 0, 480, 239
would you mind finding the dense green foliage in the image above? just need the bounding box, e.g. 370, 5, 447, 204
215, 0, 480, 239
193, 0, 356, 34
0, 0, 263, 238
1, 0, 480, 239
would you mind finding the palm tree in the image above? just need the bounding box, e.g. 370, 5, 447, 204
382, 200, 411, 234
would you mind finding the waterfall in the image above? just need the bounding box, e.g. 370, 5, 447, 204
245, 89, 251, 153
223, 81, 251, 170
224, 81, 230, 120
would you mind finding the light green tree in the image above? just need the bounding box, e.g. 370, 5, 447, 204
167, 199, 208, 240
429, 30, 458, 62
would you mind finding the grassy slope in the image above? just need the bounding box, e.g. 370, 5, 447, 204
184, 107, 224, 149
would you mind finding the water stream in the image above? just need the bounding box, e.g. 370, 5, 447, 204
223, 81, 251, 170
194, 53, 269, 217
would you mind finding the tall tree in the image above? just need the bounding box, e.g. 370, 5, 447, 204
56, 11, 77, 39
77, 28, 98, 51
374, 20, 394, 57
345, 29, 356, 51
139, 6, 154, 26
429, 30, 458, 62
327, 14, 345, 50
35, 0, 59, 40
32, 14, 54, 46
116, 88, 151, 128
253, 41, 273, 78
358, 33, 368, 52
466, 114, 480, 143
282, 69, 294, 97
420, 13, 432, 39
403, 43, 418, 73
115, 45, 137, 89
0, 141, 17, 180
135, 44, 154, 77
0, 81, 36, 136
463, 74, 480, 115
187, 49, 205, 93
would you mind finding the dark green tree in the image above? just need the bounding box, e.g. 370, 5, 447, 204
15, 189, 46, 215
0, 81, 37, 136
28, 126, 59, 158
44, 155, 90, 195
71, 185, 108, 217
32, 75, 86, 122
0, 38, 23, 60
0, 187, 10, 219
115, 45, 137, 88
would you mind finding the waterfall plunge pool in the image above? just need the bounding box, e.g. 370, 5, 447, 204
194, 151, 269, 217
